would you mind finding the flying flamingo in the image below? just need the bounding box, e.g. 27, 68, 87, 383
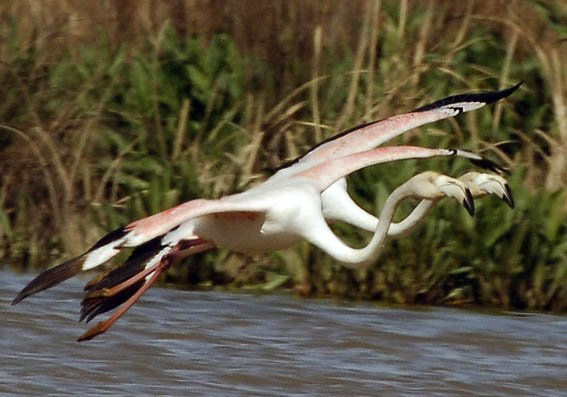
12, 83, 521, 341
323, 171, 514, 238
283, 82, 521, 232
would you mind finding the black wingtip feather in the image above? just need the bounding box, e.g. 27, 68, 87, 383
469, 157, 509, 175
79, 236, 166, 323
12, 225, 131, 305
414, 82, 523, 112
80, 281, 144, 323
12, 255, 86, 305
504, 183, 515, 209
89, 225, 128, 251
84, 236, 164, 292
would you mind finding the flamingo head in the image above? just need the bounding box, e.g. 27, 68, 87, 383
410, 172, 475, 216
458, 172, 514, 209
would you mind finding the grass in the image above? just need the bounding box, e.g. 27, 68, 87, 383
1, 0, 566, 311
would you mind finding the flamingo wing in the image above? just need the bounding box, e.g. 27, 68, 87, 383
12, 196, 270, 305
293, 145, 503, 192
287, 82, 522, 167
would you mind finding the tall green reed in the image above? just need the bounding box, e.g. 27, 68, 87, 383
1, 1, 565, 310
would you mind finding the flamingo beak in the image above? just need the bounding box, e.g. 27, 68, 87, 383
474, 174, 515, 209
503, 183, 515, 209
463, 187, 475, 216
437, 177, 475, 217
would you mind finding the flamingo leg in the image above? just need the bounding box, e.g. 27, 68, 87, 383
84, 261, 163, 299
170, 240, 216, 261
77, 240, 215, 342
85, 240, 215, 299
77, 255, 172, 341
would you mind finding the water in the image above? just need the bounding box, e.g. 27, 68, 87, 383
2, 269, 567, 396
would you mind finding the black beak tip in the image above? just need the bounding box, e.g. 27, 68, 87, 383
464, 188, 475, 216
504, 184, 515, 209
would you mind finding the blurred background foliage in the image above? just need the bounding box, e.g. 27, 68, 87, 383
0, 0, 565, 310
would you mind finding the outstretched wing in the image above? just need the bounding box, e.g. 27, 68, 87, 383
286, 82, 522, 167
12, 196, 269, 305
294, 145, 504, 192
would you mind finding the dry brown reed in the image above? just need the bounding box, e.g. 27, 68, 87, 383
0, 1, 565, 309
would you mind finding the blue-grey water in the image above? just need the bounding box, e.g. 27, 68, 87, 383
2, 269, 567, 396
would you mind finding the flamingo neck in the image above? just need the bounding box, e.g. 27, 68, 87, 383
362, 183, 413, 263
301, 179, 422, 268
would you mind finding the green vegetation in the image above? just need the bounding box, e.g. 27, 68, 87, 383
1, 1, 565, 311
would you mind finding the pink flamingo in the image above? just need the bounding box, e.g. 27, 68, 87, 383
287, 82, 520, 232
12, 83, 521, 341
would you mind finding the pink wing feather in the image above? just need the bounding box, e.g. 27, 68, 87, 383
292, 83, 522, 166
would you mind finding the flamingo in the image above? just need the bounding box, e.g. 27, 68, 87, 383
12, 83, 521, 341
322, 171, 514, 238
284, 82, 521, 232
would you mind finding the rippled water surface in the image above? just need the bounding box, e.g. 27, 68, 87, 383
2, 269, 567, 396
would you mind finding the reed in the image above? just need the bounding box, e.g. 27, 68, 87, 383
1, 0, 565, 311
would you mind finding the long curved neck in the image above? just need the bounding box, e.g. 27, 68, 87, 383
354, 182, 414, 266
389, 199, 438, 238
305, 180, 417, 269
320, 179, 438, 237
